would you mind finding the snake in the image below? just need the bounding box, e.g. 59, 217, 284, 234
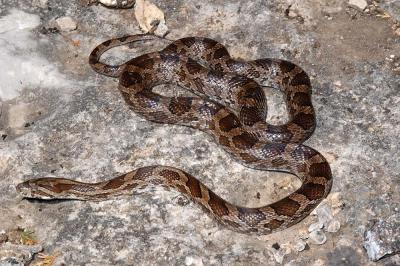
16, 34, 333, 235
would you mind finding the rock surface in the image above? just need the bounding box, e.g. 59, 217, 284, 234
0, 0, 399, 265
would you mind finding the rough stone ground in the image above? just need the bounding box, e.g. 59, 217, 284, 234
0, 0, 399, 265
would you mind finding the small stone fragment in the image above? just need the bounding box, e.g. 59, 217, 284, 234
293, 239, 307, 252
327, 219, 341, 233
184, 255, 204, 266
55, 16, 77, 32
309, 229, 327, 245
0, 242, 43, 265
333, 80, 342, 87
0, 232, 7, 244
308, 222, 323, 232
271, 247, 289, 264
348, 0, 368, 10
316, 202, 334, 227
363, 218, 400, 261
98, 0, 135, 8
134, 0, 168, 37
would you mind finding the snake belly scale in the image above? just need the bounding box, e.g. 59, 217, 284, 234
16, 34, 332, 235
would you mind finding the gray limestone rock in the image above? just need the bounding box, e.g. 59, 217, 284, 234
363, 217, 400, 261
0, 0, 399, 265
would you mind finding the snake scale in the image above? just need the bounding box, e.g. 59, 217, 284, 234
17, 34, 332, 235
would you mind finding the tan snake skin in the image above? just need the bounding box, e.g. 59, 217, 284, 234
16, 34, 332, 235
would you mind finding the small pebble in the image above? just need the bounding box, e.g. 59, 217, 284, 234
333, 80, 342, 87
309, 229, 327, 245
98, 0, 135, 8
293, 239, 307, 252
308, 222, 323, 232
55, 16, 77, 32
184, 255, 203, 266
348, 0, 368, 10
327, 219, 341, 233
316, 202, 334, 227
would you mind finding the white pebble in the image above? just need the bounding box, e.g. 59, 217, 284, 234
348, 0, 368, 10
309, 229, 327, 245
308, 222, 323, 232
316, 202, 334, 227
327, 219, 341, 233
185, 255, 203, 266
56, 16, 77, 32
293, 239, 307, 252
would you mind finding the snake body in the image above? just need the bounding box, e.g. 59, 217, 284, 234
17, 34, 332, 235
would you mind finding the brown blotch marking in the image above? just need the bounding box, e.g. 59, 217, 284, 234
270, 198, 300, 216
282, 76, 290, 85
279, 61, 296, 73
180, 37, 196, 48
228, 75, 249, 88
292, 113, 315, 130
309, 162, 331, 178
135, 167, 155, 180
290, 71, 311, 86
240, 106, 263, 126
239, 152, 259, 163
218, 135, 231, 147
120, 71, 143, 87
208, 191, 229, 216
103, 40, 112, 47
219, 113, 240, 132
123, 183, 139, 191
175, 184, 188, 194
128, 55, 155, 69
254, 59, 272, 70
271, 158, 288, 167
168, 97, 192, 116
298, 183, 326, 200
292, 92, 312, 106
213, 47, 229, 60
185, 174, 202, 198
159, 169, 181, 182
202, 38, 218, 49
232, 132, 257, 149
118, 36, 129, 42
213, 63, 223, 73
102, 174, 126, 190
163, 43, 178, 53
51, 183, 75, 193
237, 207, 266, 226
186, 58, 203, 75
193, 77, 205, 94
264, 219, 284, 230
241, 86, 265, 102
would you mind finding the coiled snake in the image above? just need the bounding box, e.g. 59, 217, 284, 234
17, 34, 332, 235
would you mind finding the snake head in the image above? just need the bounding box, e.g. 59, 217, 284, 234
16, 178, 69, 199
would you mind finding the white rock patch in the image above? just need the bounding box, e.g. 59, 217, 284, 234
0, 9, 71, 101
